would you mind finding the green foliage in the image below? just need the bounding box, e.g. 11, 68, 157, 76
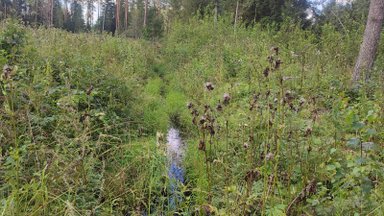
0, 9, 383, 215
0, 19, 26, 62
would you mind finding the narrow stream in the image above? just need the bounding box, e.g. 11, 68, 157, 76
166, 128, 185, 208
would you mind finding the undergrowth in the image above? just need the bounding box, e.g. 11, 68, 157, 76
0, 17, 383, 215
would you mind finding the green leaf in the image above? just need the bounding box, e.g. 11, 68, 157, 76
347, 138, 360, 149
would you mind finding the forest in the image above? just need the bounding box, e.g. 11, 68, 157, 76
0, 0, 383, 215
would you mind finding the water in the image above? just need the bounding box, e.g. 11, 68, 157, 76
166, 128, 185, 208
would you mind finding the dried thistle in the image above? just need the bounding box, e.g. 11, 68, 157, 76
223, 93, 231, 105
187, 102, 194, 109
274, 59, 282, 70
266, 152, 274, 161
263, 67, 270, 78
205, 82, 215, 91
199, 115, 207, 125
198, 140, 206, 151
305, 126, 312, 137
271, 46, 279, 55
3, 65, 12, 80
216, 102, 223, 112
191, 109, 199, 116
86, 85, 94, 95
245, 170, 260, 184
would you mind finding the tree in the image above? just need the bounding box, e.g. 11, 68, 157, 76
64, 0, 85, 32
96, 0, 115, 34
124, 0, 128, 30
53, 0, 64, 28
115, 0, 120, 31
143, 0, 148, 27
352, 0, 384, 84
86, 0, 95, 30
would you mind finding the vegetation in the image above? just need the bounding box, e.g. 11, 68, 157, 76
0, 0, 383, 215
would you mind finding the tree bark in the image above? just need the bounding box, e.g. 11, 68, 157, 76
116, 0, 121, 32
124, 0, 128, 30
143, 0, 148, 27
214, 0, 218, 27
352, 0, 384, 85
234, 0, 239, 32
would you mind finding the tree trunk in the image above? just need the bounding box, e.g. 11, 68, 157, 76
143, 0, 148, 27
352, 0, 384, 85
124, 0, 128, 30
50, 0, 54, 26
116, 0, 120, 33
234, 0, 239, 32
214, 0, 219, 27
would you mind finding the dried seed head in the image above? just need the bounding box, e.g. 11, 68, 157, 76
263, 67, 270, 78
266, 90, 271, 97
205, 82, 215, 91
307, 146, 312, 152
191, 109, 199, 116
305, 127, 312, 137
204, 104, 211, 113
207, 125, 215, 136
271, 46, 279, 55
223, 93, 231, 104
216, 102, 223, 112
299, 97, 306, 106
198, 140, 206, 151
274, 59, 282, 69
3, 64, 12, 79
245, 170, 260, 183
86, 85, 94, 95
187, 102, 194, 109
266, 152, 274, 161
199, 115, 207, 125
253, 93, 260, 101
249, 134, 254, 143
273, 98, 278, 103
